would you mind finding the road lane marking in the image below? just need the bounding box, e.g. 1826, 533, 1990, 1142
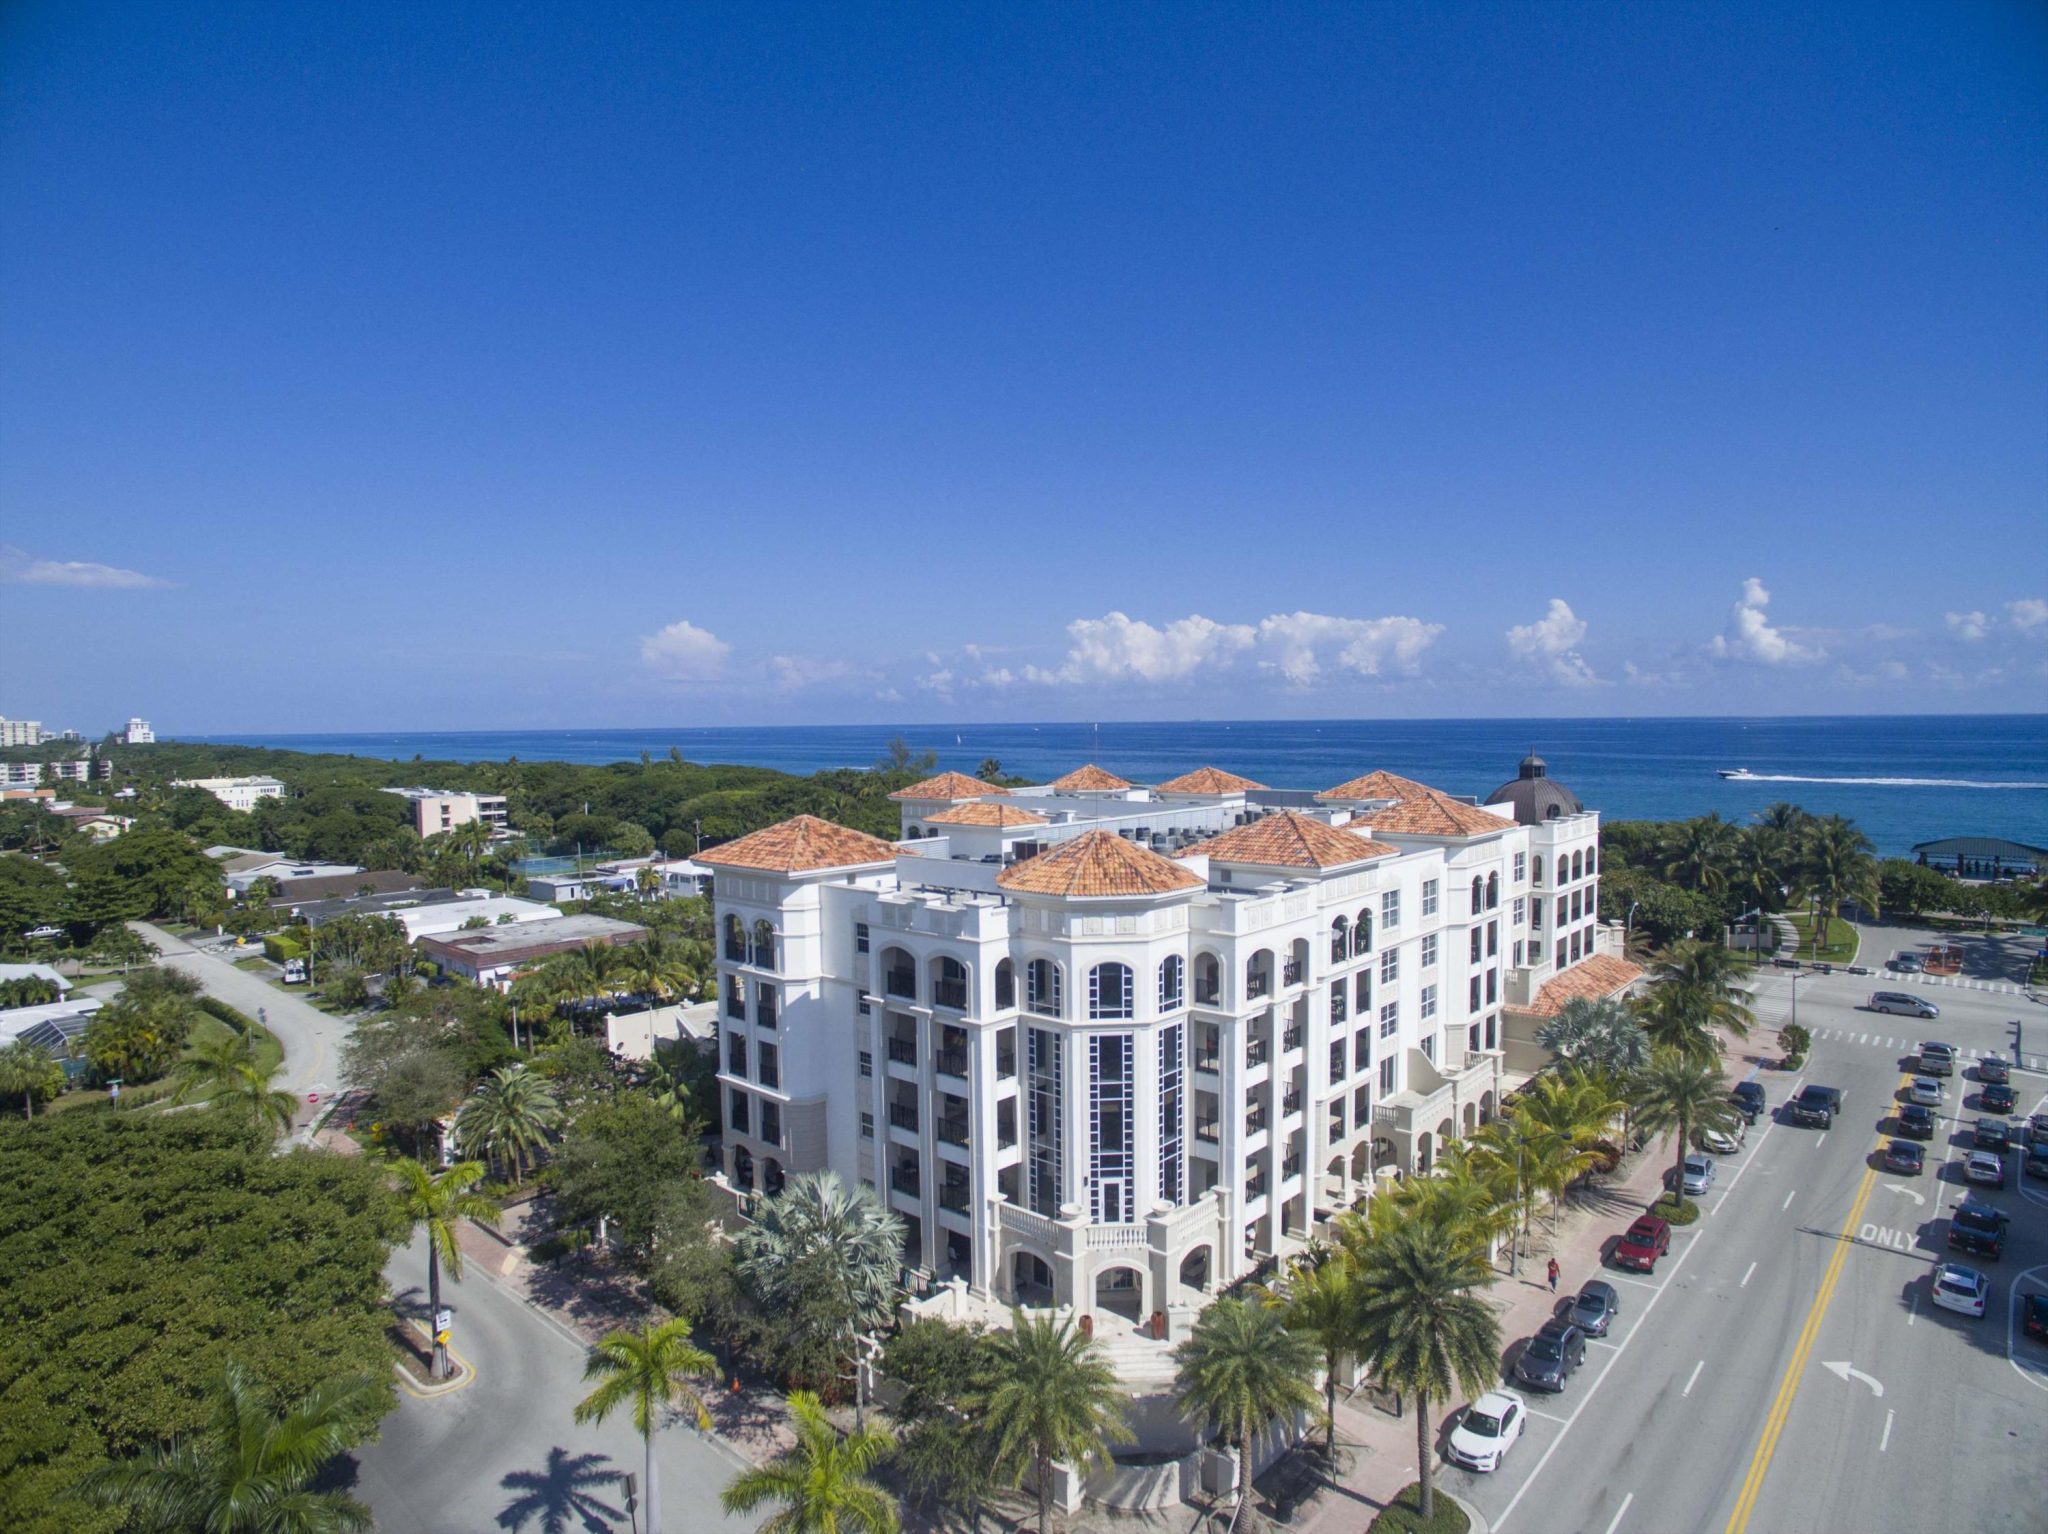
1741, 1261, 1757, 1287
1907, 1294, 1917, 1327
1524, 1405, 1570, 1424
1815, 1133, 1827, 1151
1782, 1189, 1796, 1211
1604, 1492, 1634, 1534
1879, 1409, 1894, 1453
1606, 1274, 1662, 1292
1683, 1360, 1704, 1396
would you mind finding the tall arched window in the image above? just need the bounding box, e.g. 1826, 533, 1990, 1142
1556, 855, 1569, 886
995, 958, 1016, 1010
1158, 954, 1184, 1011
881, 946, 916, 1000
1090, 962, 1134, 1020
723, 913, 746, 962
1485, 871, 1499, 909
1330, 915, 1350, 964
1571, 850, 1584, 881
1026, 958, 1063, 1018
751, 919, 777, 970
1470, 875, 1484, 911
1353, 909, 1373, 956
932, 955, 968, 1010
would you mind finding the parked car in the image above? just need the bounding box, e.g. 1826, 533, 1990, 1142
2025, 1294, 2048, 1345
1701, 1126, 1744, 1155
1978, 1057, 2011, 1085
1613, 1216, 1672, 1273
1976, 1118, 2013, 1153
1948, 1199, 2008, 1261
1965, 1150, 2006, 1189
1906, 1077, 1944, 1108
1888, 954, 1925, 974
1883, 1140, 1925, 1175
1981, 1083, 2017, 1115
2026, 1142, 2048, 1181
1731, 1081, 1767, 1124
1447, 1390, 1528, 1472
2029, 1113, 2048, 1149
1896, 1103, 1937, 1140
1680, 1153, 1717, 1196
1788, 1084, 1843, 1128
1930, 1263, 1990, 1318
1568, 1281, 1619, 1338
1512, 1319, 1587, 1393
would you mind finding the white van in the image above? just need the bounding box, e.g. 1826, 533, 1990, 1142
1868, 991, 1939, 1019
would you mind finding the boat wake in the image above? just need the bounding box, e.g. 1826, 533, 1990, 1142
1724, 773, 2048, 790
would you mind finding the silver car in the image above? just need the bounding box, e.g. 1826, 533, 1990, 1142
1907, 1077, 1944, 1108
1681, 1153, 1716, 1196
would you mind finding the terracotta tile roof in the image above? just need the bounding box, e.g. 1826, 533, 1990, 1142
697, 814, 905, 873
1154, 766, 1267, 795
1357, 791, 1513, 838
888, 771, 1009, 802
1316, 769, 1439, 804
1049, 763, 1133, 792
924, 802, 1048, 828
1522, 954, 1646, 1018
997, 829, 1202, 898
1178, 811, 1397, 869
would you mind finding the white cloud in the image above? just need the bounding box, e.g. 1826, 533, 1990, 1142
769, 655, 863, 692
1253, 612, 1443, 685
639, 619, 730, 681
1019, 609, 1442, 690
1505, 599, 1599, 685
917, 668, 956, 694
0, 543, 172, 589
2007, 598, 2048, 634
1706, 577, 1819, 665
1056, 612, 1259, 683
1945, 611, 1992, 642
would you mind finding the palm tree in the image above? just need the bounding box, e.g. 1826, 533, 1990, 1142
622, 932, 698, 1005
0, 1038, 66, 1118
720, 1389, 899, 1534
1645, 938, 1755, 1055
635, 865, 664, 902
454, 1064, 562, 1182
1661, 814, 1739, 894
1633, 982, 1717, 1065
978, 1310, 1133, 1534
643, 1040, 708, 1135
1350, 1215, 1502, 1526
1535, 996, 1648, 1075
390, 1158, 499, 1380
1373, 1140, 1518, 1260
172, 1031, 296, 1138
1176, 1297, 1322, 1518
1468, 1110, 1593, 1274
736, 1172, 905, 1392
1755, 801, 1812, 838
72, 1360, 379, 1533
1264, 1255, 1358, 1466
573, 1317, 716, 1534
1631, 1049, 1740, 1208
1799, 815, 1881, 949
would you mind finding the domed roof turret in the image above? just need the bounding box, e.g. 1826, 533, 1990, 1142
1485, 753, 1582, 826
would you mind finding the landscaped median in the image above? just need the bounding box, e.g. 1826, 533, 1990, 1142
1369, 1481, 1472, 1533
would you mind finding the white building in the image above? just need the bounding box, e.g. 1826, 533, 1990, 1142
174, 775, 287, 812
384, 787, 511, 840
122, 718, 154, 744
701, 762, 1635, 1327
390, 894, 560, 943
414, 911, 644, 986
0, 717, 44, 748
1, 759, 103, 787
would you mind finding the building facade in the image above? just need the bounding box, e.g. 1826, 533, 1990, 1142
122, 718, 155, 744
0, 717, 45, 748
702, 763, 1629, 1327
385, 787, 511, 839
174, 775, 286, 812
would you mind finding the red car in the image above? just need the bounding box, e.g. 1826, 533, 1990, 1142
1613, 1215, 1672, 1273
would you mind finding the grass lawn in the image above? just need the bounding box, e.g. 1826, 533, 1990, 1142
44, 1008, 284, 1117
1370, 1482, 1471, 1534
1784, 914, 1859, 964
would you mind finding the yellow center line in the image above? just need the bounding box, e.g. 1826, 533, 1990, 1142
1724, 1075, 1907, 1534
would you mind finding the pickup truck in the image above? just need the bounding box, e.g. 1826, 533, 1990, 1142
1788, 1084, 1844, 1128
1948, 1200, 2008, 1261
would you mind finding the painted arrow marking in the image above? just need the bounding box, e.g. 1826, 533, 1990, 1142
1885, 1183, 1926, 1206
1822, 1361, 1884, 1398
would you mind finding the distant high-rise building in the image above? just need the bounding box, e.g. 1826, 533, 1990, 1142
123, 718, 155, 744
0, 717, 44, 748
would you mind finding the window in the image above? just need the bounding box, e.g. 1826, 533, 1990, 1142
1470, 875, 1484, 912
1557, 856, 1569, 886
1330, 915, 1350, 964
1379, 1055, 1397, 1095
1487, 872, 1499, 909
758, 1041, 780, 1090
1158, 954, 1184, 1011
995, 958, 1016, 1010
1158, 1026, 1184, 1207
726, 1033, 747, 1076
1420, 984, 1437, 1021
1028, 1028, 1063, 1216
1355, 971, 1371, 1011
1486, 968, 1498, 1005
1469, 976, 1482, 1014
1571, 889, 1583, 921
1089, 1033, 1134, 1222
1514, 941, 1525, 966
1513, 851, 1527, 882
1420, 934, 1438, 968
1420, 1031, 1436, 1063
724, 975, 745, 1019
1532, 899, 1544, 930
857, 996, 870, 1016
1421, 879, 1439, 917
1354, 1028, 1372, 1071
1487, 920, 1498, 958
1469, 928, 1482, 964
858, 1050, 873, 1078
1330, 1038, 1346, 1080
1572, 851, 1584, 881
1353, 910, 1373, 955
1556, 897, 1567, 927
1026, 958, 1063, 1018
1379, 1000, 1399, 1038
933, 956, 968, 1011
1556, 939, 1567, 968
1469, 1022, 1482, 1054
860, 1111, 875, 1139
729, 1089, 750, 1136
1089, 963, 1134, 1020
1513, 896, 1526, 926
1533, 855, 1544, 885
1381, 890, 1401, 929
1330, 979, 1348, 1023
854, 921, 870, 954
1380, 946, 1399, 984
760, 1102, 781, 1147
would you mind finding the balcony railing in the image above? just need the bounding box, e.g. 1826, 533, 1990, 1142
933, 980, 968, 1011
1282, 960, 1303, 987
1282, 1155, 1301, 1179
939, 1181, 970, 1214
1195, 980, 1221, 1006
1244, 1174, 1268, 1200
1194, 1117, 1220, 1144
886, 1038, 917, 1065
936, 1048, 969, 1078
936, 1116, 970, 1148
1246, 1106, 1268, 1134
1281, 1087, 1301, 1115
889, 1102, 920, 1132
996, 1043, 1017, 1079
724, 990, 744, 1019
1247, 973, 1271, 999
724, 938, 748, 963
756, 999, 777, 1031
1246, 1039, 1269, 1069
889, 1165, 921, 1197
884, 969, 917, 1000
1282, 1025, 1302, 1051
760, 1060, 781, 1091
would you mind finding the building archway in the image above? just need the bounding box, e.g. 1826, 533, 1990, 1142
731, 1145, 755, 1191
1095, 1265, 1145, 1322
1012, 1249, 1055, 1306
1480, 1090, 1496, 1123
1415, 1132, 1434, 1174
1179, 1245, 1213, 1294
762, 1157, 785, 1197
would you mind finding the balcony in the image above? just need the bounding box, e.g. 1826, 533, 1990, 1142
996, 1040, 1017, 1079
724, 989, 744, 1020
936, 1048, 969, 1078
939, 1179, 970, 1214
933, 979, 968, 1012
884, 968, 917, 1001
1246, 1038, 1270, 1069
889, 1101, 921, 1132
1282, 959, 1303, 988
1195, 979, 1221, 1006
936, 1115, 970, 1148
756, 998, 778, 1031
1246, 974, 1271, 1000
886, 1037, 918, 1066
759, 1059, 781, 1091
1194, 1116, 1220, 1144
1244, 1174, 1268, 1200
1246, 1105, 1268, 1135
1282, 1024, 1302, 1052
724, 937, 748, 963
889, 1165, 921, 1197
1281, 1087, 1301, 1115
1282, 1154, 1302, 1180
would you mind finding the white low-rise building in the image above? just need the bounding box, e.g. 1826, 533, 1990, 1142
175, 775, 286, 812
384, 787, 511, 839
415, 912, 647, 987
701, 760, 1636, 1326
390, 894, 560, 943
122, 718, 154, 744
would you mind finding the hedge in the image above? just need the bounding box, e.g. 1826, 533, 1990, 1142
262, 933, 306, 963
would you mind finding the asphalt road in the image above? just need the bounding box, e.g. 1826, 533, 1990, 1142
131, 920, 351, 1143
1445, 922, 2048, 1534
353, 1234, 763, 1534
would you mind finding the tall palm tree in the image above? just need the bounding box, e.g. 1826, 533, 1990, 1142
1647, 938, 1755, 1053
977, 1310, 1132, 1534
454, 1064, 562, 1182
736, 1172, 905, 1392
720, 1389, 899, 1534
1264, 1255, 1358, 1466
622, 932, 698, 1005
1633, 983, 1717, 1065
72, 1361, 380, 1533
1535, 996, 1649, 1076
1370, 1140, 1518, 1261
1799, 815, 1881, 948
1175, 1296, 1322, 1518
1350, 1215, 1502, 1526
172, 1031, 296, 1138
391, 1158, 499, 1380
643, 1040, 709, 1135
1755, 801, 1812, 838
1468, 1110, 1592, 1274
0, 1037, 66, 1119
1631, 1049, 1740, 1207
1661, 814, 1739, 894
573, 1317, 716, 1534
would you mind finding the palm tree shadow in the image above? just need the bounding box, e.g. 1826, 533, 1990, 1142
496, 1446, 625, 1534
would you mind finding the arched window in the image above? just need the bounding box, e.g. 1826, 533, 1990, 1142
1486, 871, 1499, 909
1195, 952, 1222, 1006
1026, 958, 1063, 1018
1556, 855, 1569, 886
1158, 954, 1184, 1011
1090, 962, 1134, 1020
1353, 909, 1373, 956
932, 955, 968, 1010
751, 919, 777, 970
1571, 850, 1584, 882
1330, 915, 1350, 964
1470, 875, 1484, 911
723, 913, 746, 963
995, 958, 1016, 1011
882, 946, 916, 1000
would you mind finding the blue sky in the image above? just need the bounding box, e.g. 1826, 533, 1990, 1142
3, 2, 2045, 735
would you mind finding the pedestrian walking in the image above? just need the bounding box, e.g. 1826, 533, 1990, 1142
1547, 1257, 1560, 1293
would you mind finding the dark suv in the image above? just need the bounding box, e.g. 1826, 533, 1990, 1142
1896, 1103, 1936, 1140
1731, 1081, 1767, 1124
1512, 1319, 1586, 1393
1948, 1199, 2008, 1261
1788, 1084, 1843, 1128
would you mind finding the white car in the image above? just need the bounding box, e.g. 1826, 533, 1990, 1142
1700, 1126, 1744, 1155
1681, 1153, 1717, 1195
1446, 1389, 1528, 1472
1930, 1263, 1990, 1318
1907, 1077, 1944, 1108
1964, 1150, 2005, 1188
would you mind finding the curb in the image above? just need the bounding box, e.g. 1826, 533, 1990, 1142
1448, 1489, 1491, 1534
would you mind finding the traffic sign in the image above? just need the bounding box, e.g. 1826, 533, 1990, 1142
435, 1309, 453, 1333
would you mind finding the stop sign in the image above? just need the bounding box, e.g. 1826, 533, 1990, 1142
306, 1092, 320, 1105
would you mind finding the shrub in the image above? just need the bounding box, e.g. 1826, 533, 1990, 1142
1650, 1195, 1700, 1225
262, 933, 306, 963
1369, 1482, 1471, 1534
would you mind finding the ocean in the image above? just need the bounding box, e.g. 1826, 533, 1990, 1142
187, 715, 2048, 861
